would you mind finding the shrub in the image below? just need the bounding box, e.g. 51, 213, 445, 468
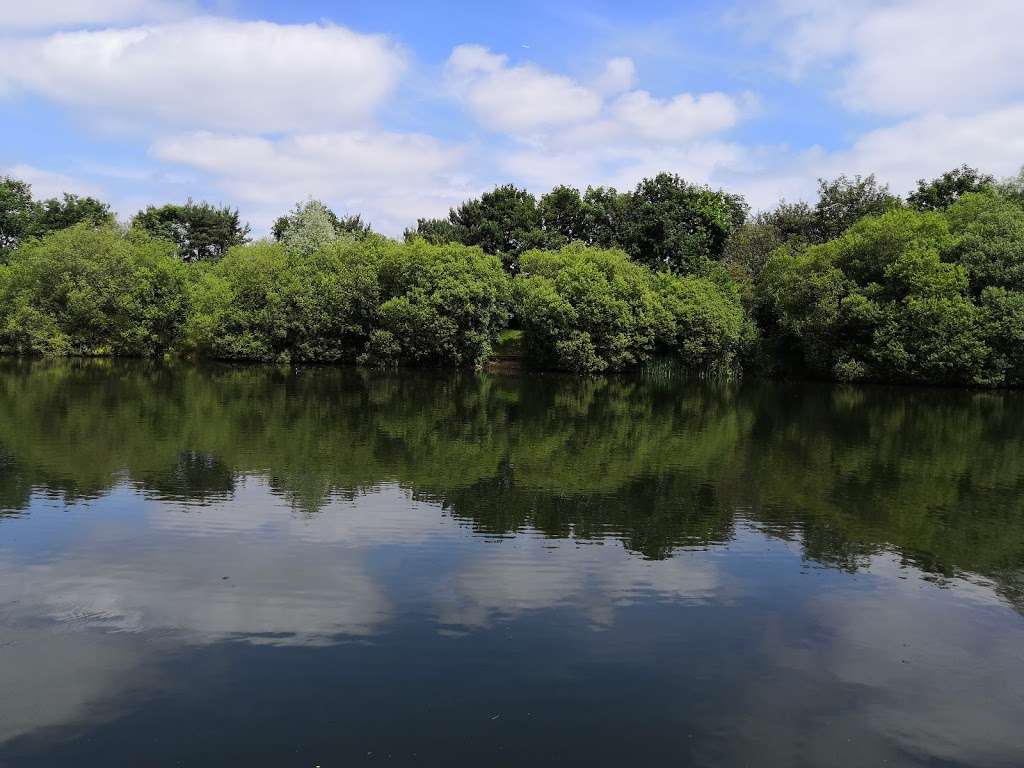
755, 209, 995, 385
945, 191, 1024, 294
0, 224, 187, 356
362, 239, 511, 366
514, 244, 744, 372
184, 237, 510, 367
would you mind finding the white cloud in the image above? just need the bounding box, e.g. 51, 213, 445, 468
3, 163, 106, 200
445, 44, 748, 195
0, 18, 407, 132
595, 57, 637, 95
152, 130, 471, 235
0, 0, 193, 30
446, 44, 603, 133
609, 90, 741, 142
434, 535, 723, 631
723, 104, 1024, 210
757, 0, 1024, 115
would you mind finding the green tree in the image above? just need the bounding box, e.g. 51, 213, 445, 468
0, 224, 187, 356
997, 166, 1024, 206
272, 199, 371, 251
413, 185, 545, 273
404, 217, 467, 246
539, 185, 588, 247
755, 207, 992, 384
764, 200, 818, 243
944, 191, 1024, 294
184, 238, 510, 367
723, 217, 785, 279
908, 165, 995, 211
132, 199, 251, 263
813, 174, 900, 242
362, 240, 511, 366
618, 173, 747, 275
514, 243, 743, 372
0, 177, 36, 257
980, 287, 1024, 385
580, 186, 629, 248
31, 193, 115, 237
273, 200, 340, 257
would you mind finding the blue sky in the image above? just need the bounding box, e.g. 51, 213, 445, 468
2, 0, 1023, 235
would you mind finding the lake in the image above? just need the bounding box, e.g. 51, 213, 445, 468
0, 360, 1022, 766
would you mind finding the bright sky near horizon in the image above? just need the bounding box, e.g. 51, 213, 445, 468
2, 0, 1024, 235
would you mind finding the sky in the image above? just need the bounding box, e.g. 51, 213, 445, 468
2, 0, 1024, 236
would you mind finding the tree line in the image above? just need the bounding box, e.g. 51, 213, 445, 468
0, 164, 1023, 383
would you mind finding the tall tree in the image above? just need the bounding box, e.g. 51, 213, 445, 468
32, 193, 114, 236
405, 217, 467, 246
132, 200, 251, 262
0, 177, 37, 257
908, 165, 995, 211
580, 186, 629, 248
272, 199, 371, 248
813, 174, 899, 242
538, 185, 588, 247
408, 184, 544, 272
619, 173, 747, 274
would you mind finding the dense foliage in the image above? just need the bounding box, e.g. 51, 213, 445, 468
755, 192, 1024, 385
409, 173, 744, 275
0, 176, 113, 258
271, 199, 371, 254
514, 244, 744, 372
1, 164, 1024, 384
2, 361, 1022, 607
0, 224, 186, 356
185, 236, 510, 366
132, 200, 251, 262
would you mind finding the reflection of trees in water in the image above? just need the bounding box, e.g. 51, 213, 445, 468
0, 359, 1022, 606
138, 451, 235, 503
436, 469, 735, 561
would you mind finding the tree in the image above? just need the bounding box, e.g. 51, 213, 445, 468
272, 199, 371, 248
813, 174, 899, 242
405, 217, 467, 246
132, 200, 250, 263
618, 173, 747, 275
908, 165, 995, 211
944, 191, 1024, 294
996, 166, 1024, 206
408, 185, 545, 272
539, 185, 588, 247
581, 186, 629, 248
514, 243, 743, 372
755, 207, 992, 385
0, 224, 186, 356
763, 200, 817, 243
271, 199, 371, 258
0, 177, 36, 257
32, 193, 114, 236
723, 217, 785, 279
448, 184, 545, 272
184, 237, 510, 367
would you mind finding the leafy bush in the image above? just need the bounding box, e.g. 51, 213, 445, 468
945, 191, 1024, 294
755, 208, 999, 385
184, 237, 509, 367
131, 200, 250, 262
0, 224, 187, 356
514, 244, 744, 372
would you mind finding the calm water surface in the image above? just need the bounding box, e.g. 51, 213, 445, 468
1, 361, 1023, 766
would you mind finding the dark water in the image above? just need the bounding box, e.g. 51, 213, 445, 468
1, 361, 1023, 767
